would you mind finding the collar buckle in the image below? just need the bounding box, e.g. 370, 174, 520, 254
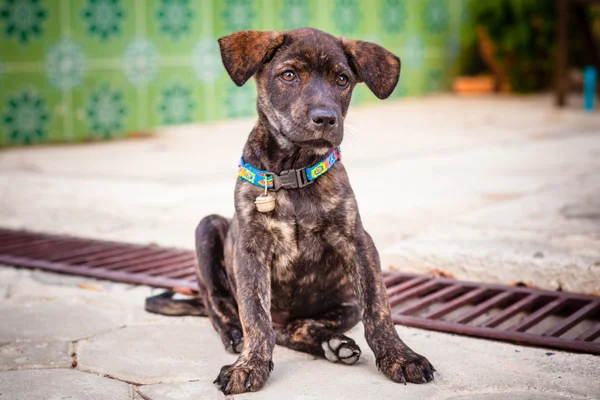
271, 168, 314, 191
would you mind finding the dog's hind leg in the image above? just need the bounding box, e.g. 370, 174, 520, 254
196, 215, 243, 353
276, 302, 362, 365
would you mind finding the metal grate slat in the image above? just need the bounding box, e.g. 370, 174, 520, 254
142, 260, 197, 277
395, 284, 464, 315
60, 246, 143, 264
46, 243, 117, 262
453, 291, 515, 324
386, 276, 430, 298
1, 239, 63, 255
543, 301, 600, 337
478, 294, 538, 328
118, 254, 195, 274
14, 240, 91, 258
575, 322, 600, 342
509, 297, 569, 333
421, 287, 488, 320
83, 248, 164, 268
388, 280, 442, 307
100, 251, 181, 270
0, 228, 599, 355
0, 238, 57, 251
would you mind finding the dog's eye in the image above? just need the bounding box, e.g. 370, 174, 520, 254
281, 71, 297, 82
336, 74, 349, 87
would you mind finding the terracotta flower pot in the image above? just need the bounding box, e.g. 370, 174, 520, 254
452, 75, 496, 94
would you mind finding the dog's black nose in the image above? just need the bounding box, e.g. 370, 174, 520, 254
309, 108, 337, 127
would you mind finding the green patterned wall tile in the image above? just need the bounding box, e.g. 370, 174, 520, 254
148, 66, 202, 126
214, 0, 259, 37
275, 0, 312, 30
45, 39, 86, 91
420, 0, 451, 43
379, 0, 409, 42
1, 83, 53, 145
351, 84, 377, 105
0, 56, 5, 90
0, 0, 472, 146
423, 67, 443, 93
156, 83, 198, 124
400, 34, 424, 73
71, 69, 134, 140
223, 80, 257, 119
332, 0, 363, 37
71, 0, 134, 58
192, 36, 224, 84
147, 0, 200, 56
85, 84, 129, 139
154, 0, 196, 41
0, 0, 59, 63
392, 73, 409, 98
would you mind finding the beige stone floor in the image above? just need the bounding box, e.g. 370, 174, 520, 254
0, 94, 599, 399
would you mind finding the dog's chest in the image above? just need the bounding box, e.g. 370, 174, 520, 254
261, 192, 335, 282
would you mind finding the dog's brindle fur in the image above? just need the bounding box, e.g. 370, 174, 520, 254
146, 28, 435, 395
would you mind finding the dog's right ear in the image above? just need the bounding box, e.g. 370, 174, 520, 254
218, 30, 284, 87
341, 38, 400, 99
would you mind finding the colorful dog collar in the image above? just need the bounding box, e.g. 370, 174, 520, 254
238, 147, 341, 191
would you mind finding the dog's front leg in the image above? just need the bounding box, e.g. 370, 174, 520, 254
213, 240, 275, 395
352, 232, 435, 384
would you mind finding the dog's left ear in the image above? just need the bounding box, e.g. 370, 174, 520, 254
218, 30, 285, 86
341, 38, 401, 99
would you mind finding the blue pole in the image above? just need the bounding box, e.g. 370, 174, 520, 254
583, 66, 597, 112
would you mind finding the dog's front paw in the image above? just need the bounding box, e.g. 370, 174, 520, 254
213, 358, 274, 395
376, 348, 435, 384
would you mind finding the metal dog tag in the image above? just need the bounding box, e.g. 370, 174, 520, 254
255, 194, 275, 213
255, 177, 275, 213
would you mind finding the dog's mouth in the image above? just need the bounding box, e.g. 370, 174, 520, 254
295, 138, 333, 148
279, 131, 334, 149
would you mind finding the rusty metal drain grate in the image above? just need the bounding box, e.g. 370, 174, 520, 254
1, 227, 599, 355
0, 228, 198, 291
383, 273, 600, 354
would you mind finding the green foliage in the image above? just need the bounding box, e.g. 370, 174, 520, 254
471, 0, 555, 92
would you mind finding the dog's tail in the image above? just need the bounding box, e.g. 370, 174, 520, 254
145, 291, 207, 316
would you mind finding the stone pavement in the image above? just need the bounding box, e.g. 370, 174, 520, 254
0, 94, 599, 398
0, 267, 599, 400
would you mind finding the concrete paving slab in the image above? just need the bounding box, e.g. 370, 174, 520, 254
0, 369, 132, 400
136, 380, 584, 400
137, 323, 600, 400
0, 341, 71, 371
455, 172, 600, 236
3, 267, 153, 306
0, 299, 129, 342
0, 284, 8, 301
447, 393, 580, 400
137, 381, 226, 400
0, 268, 598, 399
382, 172, 600, 293
0, 267, 28, 302
77, 322, 238, 385
0, 266, 219, 327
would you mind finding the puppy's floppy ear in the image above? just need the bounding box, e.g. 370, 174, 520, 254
218, 30, 285, 86
341, 38, 401, 99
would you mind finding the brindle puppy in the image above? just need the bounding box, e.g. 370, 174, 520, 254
146, 28, 435, 395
